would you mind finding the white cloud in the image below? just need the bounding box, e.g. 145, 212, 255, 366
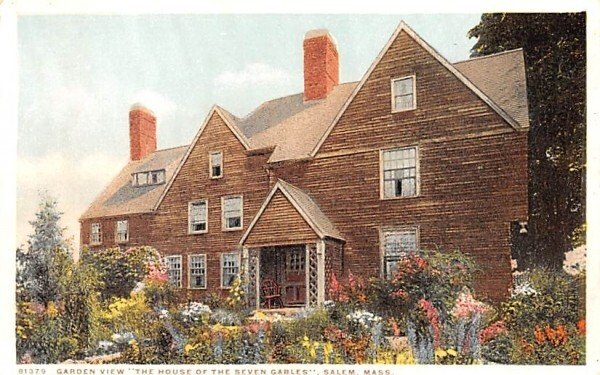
214, 63, 291, 89
17, 152, 125, 252
130, 90, 177, 119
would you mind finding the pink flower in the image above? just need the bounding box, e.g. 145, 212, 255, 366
479, 320, 507, 343
451, 290, 489, 319
419, 298, 441, 348
145, 262, 169, 284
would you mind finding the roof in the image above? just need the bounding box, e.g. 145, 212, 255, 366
454, 49, 530, 128
240, 179, 344, 245
240, 82, 358, 162
84, 21, 530, 220
80, 145, 187, 220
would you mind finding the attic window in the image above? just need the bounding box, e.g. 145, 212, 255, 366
391, 76, 416, 112
209, 151, 223, 179
132, 169, 165, 187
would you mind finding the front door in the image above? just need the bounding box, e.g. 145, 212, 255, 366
283, 246, 306, 306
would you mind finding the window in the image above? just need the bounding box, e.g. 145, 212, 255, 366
209, 151, 223, 178
382, 147, 418, 199
286, 248, 305, 272
189, 200, 208, 234
382, 228, 418, 279
132, 170, 165, 187
189, 254, 207, 289
221, 253, 239, 288
222, 196, 243, 230
164, 256, 182, 287
391, 76, 416, 112
115, 220, 128, 243
90, 223, 102, 245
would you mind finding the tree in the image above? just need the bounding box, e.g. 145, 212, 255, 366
16, 195, 72, 305
468, 13, 586, 269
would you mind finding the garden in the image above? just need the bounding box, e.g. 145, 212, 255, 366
16, 199, 586, 365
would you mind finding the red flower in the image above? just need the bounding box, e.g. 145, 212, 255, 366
577, 319, 586, 336
418, 298, 440, 348
479, 320, 507, 343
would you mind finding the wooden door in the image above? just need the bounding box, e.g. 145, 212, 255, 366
283, 246, 306, 306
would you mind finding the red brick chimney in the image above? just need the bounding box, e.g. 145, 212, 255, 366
303, 29, 339, 101
129, 103, 157, 161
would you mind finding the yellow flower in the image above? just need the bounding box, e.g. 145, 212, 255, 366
447, 348, 458, 357
435, 348, 447, 358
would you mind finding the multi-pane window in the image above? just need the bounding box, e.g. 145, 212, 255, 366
286, 249, 305, 272
90, 223, 102, 244
222, 196, 243, 230
116, 220, 129, 243
392, 76, 416, 112
189, 200, 208, 233
210, 151, 223, 178
132, 169, 165, 187
221, 253, 239, 288
189, 254, 207, 289
165, 256, 182, 287
382, 147, 418, 198
382, 228, 418, 279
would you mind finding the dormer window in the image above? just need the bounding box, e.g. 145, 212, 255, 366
132, 169, 165, 187
210, 151, 223, 179
391, 75, 416, 112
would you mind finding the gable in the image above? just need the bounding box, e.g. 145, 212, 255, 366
314, 23, 523, 157
154, 107, 250, 210
242, 190, 319, 247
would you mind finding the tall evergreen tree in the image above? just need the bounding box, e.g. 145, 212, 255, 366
468, 13, 586, 269
16, 195, 72, 305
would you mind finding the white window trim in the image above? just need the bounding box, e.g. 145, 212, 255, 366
115, 220, 129, 244
188, 199, 209, 234
188, 254, 207, 290
209, 151, 223, 179
90, 223, 102, 245
379, 145, 420, 200
220, 252, 240, 289
221, 195, 243, 231
164, 255, 183, 288
391, 75, 417, 113
379, 226, 420, 279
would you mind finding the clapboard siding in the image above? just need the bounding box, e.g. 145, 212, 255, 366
318, 30, 511, 156
80, 214, 152, 250
147, 112, 271, 297
244, 190, 318, 247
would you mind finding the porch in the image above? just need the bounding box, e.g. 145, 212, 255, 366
239, 180, 345, 310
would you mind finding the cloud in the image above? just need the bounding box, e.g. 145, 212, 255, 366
130, 90, 177, 119
17, 152, 125, 252
214, 63, 291, 89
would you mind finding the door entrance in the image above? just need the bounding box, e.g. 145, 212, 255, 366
260, 245, 306, 307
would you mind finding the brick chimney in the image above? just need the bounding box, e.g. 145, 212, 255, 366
129, 103, 157, 161
303, 29, 339, 101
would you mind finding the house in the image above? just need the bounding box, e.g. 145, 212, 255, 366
80, 21, 529, 307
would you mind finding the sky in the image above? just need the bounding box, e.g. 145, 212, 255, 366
16, 14, 483, 250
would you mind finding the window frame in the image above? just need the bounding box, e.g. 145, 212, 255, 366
188, 199, 209, 234
209, 151, 224, 179
90, 223, 102, 245
115, 220, 129, 243
379, 145, 420, 200
221, 195, 243, 231
379, 226, 420, 279
188, 254, 207, 290
391, 75, 417, 113
164, 255, 183, 288
132, 169, 166, 187
220, 252, 240, 289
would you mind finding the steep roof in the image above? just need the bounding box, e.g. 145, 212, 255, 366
83, 22, 530, 220
80, 145, 187, 220
240, 179, 344, 245
454, 48, 530, 129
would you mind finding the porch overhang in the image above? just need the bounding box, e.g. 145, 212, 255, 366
239, 179, 345, 247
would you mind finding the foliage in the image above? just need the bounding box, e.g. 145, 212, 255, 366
81, 246, 164, 300
469, 13, 586, 269
16, 196, 71, 305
